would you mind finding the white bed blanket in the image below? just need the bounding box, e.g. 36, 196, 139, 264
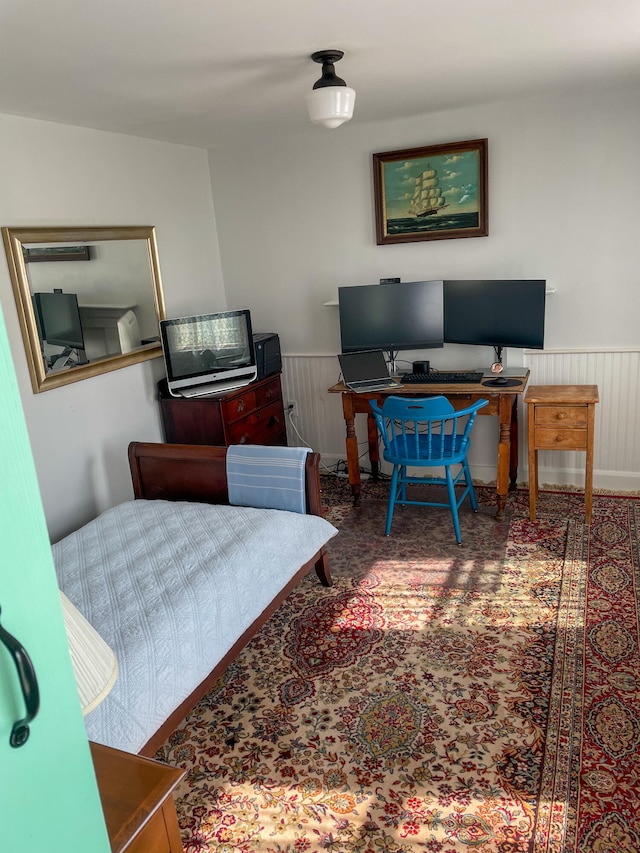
53, 499, 337, 754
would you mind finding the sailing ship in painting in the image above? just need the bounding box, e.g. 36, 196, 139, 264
379, 144, 485, 240
408, 164, 447, 217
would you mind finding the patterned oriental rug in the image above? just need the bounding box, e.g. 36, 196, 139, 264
157, 480, 640, 853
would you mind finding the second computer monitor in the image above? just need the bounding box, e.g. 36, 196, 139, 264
338, 280, 444, 355
444, 280, 546, 350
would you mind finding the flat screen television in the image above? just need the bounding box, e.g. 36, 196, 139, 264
159, 309, 257, 397
338, 280, 444, 359
33, 291, 85, 350
444, 280, 546, 356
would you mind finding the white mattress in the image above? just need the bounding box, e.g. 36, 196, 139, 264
53, 499, 337, 754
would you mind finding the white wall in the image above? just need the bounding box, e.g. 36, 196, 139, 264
3, 81, 639, 540
0, 114, 226, 541
209, 82, 640, 483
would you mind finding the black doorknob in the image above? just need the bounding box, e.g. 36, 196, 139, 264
0, 605, 40, 748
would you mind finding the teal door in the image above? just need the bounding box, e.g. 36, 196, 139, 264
0, 304, 111, 852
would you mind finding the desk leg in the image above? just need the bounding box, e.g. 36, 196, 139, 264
342, 395, 362, 506
585, 403, 596, 523
367, 413, 379, 481
496, 395, 514, 519
509, 397, 518, 491
527, 403, 538, 521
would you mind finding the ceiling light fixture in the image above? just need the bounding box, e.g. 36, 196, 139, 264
306, 50, 355, 129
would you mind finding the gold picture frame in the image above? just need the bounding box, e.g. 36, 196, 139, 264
2, 225, 166, 393
373, 138, 488, 245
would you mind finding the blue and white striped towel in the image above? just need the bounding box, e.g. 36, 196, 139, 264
226, 445, 312, 514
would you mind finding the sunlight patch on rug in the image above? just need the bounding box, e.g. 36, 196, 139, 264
158, 514, 581, 852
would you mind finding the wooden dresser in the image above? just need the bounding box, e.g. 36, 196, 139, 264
91, 742, 185, 853
158, 373, 287, 447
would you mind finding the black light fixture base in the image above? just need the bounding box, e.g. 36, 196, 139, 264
310, 49, 347, 88
311, 49, 344, 64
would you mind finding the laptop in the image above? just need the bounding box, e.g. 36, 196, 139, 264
338, 350, 403, 393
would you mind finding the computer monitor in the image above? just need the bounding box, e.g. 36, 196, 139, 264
33, 291, 85, 350
338, 280, 444, 360
444, 280, 546, 357
160, 309, 257, 397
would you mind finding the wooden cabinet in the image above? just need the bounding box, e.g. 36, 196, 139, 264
524, 384, 599, 522
91, 742, 185, 853
158, 373, 287, 447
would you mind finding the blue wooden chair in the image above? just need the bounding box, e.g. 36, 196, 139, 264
371, 395, 489, 544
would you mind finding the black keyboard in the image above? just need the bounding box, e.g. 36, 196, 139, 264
401, 371, 484, 384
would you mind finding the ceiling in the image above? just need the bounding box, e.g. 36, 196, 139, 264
0, 0, 639, 149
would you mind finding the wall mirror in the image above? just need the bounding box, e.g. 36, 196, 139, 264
2, 226, 166, 393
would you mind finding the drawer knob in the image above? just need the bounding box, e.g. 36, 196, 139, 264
556, 412, 566, 420
555, 434, 565, 443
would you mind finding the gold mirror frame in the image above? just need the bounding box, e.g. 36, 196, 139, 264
2, 226, 166, 393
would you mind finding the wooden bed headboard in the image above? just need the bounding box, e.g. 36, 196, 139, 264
128, 442, 324, 517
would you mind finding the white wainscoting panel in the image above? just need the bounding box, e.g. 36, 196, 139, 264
281, 355, 388, 476
281, 355, 516, 484
524, 348, 640, 491
281, 350, 640, 492
280, 356, 353, 470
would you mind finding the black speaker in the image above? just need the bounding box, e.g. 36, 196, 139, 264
412, 360, 430, 374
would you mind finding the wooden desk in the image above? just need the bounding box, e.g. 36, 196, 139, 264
328, 371, 530, 518
91, 741, 185, 852
524, 384, 599, 523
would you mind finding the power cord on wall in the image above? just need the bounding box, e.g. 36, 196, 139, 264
286, 407, 373, 478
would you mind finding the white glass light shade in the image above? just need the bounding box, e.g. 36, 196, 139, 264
306, 86, 356, 129
60, 591, 118, 716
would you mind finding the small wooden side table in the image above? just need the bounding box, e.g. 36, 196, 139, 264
91, 741, 185, 853
524, 384, 599, 522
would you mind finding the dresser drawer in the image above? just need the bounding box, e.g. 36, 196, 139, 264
222, 389, 258, 423
255, 374, 282, 408
533, 427, 588, 450
227, 400, 287, 445
535, 406, 587, 428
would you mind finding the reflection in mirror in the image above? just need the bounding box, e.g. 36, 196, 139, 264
2, 226, 166, 393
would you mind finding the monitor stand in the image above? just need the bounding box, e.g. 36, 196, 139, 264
49, 347, 88, 371
176, 374, 255, 398
483, 346, 523, 387
483, 377, 523, 388
386, 349, 399, 375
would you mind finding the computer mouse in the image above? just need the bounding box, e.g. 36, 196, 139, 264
493, 376, 509, 385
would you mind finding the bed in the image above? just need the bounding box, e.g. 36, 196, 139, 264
53, 441, 338, 756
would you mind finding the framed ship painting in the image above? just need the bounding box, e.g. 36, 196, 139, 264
373, 138, 488, 245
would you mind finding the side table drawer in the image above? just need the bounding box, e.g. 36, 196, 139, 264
534, 427, 588, 450
535, 406, 587, 428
